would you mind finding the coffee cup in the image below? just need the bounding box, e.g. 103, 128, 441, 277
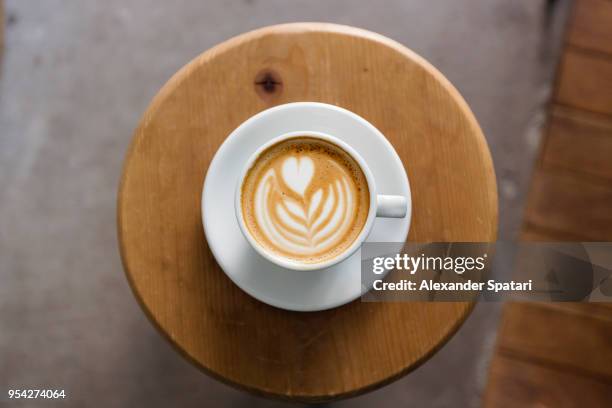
235, 130, 407, 271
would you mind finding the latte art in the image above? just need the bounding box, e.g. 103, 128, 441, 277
241, 137, 370, 264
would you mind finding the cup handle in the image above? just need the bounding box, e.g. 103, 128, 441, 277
376, 195, 408, 218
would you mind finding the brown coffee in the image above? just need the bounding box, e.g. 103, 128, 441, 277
241, 137, 370, 264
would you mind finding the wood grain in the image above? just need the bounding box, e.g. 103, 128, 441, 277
540, 302, 612, 323
568, 0, 612, 55
484, 355, 612, 408
521, 223, 592, 242
524, 169, 612, 241
542, 106, 612, 181
556, 49, 612, 115
117, 23, 497, 401
485, 2, 612, 405
497, 303, 612, 380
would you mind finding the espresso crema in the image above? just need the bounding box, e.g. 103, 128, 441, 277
241, 137, 370, 264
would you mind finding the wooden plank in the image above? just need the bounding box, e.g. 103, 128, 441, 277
486, 3, 612, 406
542, 303, 612, 323
568, 0, 612, 55
519, 224, 612, 317
497, 302, 612, 380
556, 49, 612, 115
524, 169, 612, 241
521, 222, 592, 242
542, 107, 612, 180
484, 355, 612, 408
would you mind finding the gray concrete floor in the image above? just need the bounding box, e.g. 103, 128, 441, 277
0, 1, 569, 407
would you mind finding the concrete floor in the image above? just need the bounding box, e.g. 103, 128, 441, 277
0, 1, 569, 407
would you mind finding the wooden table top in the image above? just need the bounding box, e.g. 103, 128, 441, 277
117, 23, 498, 402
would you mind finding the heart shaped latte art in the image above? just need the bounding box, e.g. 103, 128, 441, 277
281, 157, 314, 196
242, 137, 370, 263
252, 152, 357, 256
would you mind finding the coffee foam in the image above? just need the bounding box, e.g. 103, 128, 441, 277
241, 137, 370, 264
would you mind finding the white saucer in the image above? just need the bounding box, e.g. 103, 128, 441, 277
202, 102, 411, 312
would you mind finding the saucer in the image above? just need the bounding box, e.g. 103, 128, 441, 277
202, 102, 411, 311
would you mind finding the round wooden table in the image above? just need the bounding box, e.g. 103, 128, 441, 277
118, 23, 497, 402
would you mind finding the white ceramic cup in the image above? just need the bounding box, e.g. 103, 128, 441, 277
235, 130, 407, 271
